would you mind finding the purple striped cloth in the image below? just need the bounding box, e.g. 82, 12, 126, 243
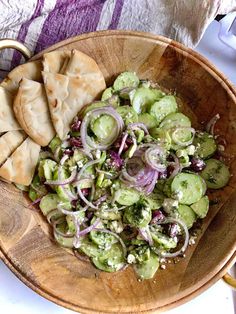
0, 0, 234, 75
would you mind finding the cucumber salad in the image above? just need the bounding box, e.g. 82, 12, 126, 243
29, 72, 230, 279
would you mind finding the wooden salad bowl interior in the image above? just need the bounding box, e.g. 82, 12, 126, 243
0, 31, 236, 313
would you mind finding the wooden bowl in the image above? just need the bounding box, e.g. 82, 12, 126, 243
0, 31, 236, 313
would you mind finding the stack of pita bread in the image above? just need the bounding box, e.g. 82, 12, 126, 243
0, 49, 106, 186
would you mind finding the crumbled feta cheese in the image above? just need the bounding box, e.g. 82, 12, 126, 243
162, 198, 179, 213
127, 254, 136, 264
173, 190, 183, 201
218, 144, 225, 152
94, 149, 101, 159
186, 145, 196, 155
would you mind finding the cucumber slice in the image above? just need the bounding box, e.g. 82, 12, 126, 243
132, 87, 164, 114
117, 105, 138, 125
138, 113, 157, 129
177, 204, 197, 228
191, 196, 209, 218
79, 236, 103, 258
124, 202, 152, 228
149, 128, 172, 150
92, 243, 125, 272
101, 87, 114, 101
95, 210, 121, 220
114, 187, 140, 206
54, 232, 74, 248
193, 132, 217, 159
159, 112, 191, 130
171, 173, 205, 205
134, 252, 159, 279
200, 159, 230, 189
159, 113, 192, 150
90, 230, 117, 248
149, 95, 177, 125
90, 114, 116, 141
113, 72, 139, 92
151, 231, 177, 249
39, 193, 60, 216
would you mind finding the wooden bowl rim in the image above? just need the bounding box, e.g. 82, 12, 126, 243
1, 30, 236, 313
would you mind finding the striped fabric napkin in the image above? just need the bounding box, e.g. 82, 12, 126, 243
0, 0, 235, 75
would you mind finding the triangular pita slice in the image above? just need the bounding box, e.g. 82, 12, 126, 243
0, 130, 26, 165
0, 60, 43, 95
0, 137, 40, 185
43, 71, 104, 140
13, 78, 55, 146
0, 86, 21, 132
64, 49, 105, 83
43, 50, 71, 74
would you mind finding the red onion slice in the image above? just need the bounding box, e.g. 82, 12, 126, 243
45, 168, 77, 186
206, 113, 220, 136
118, 132, 128, 156
138, 227, 154, 246
144, 146, 166, 172
76, 180, 98, 210
168, 152, 181, 179
127, 122, 149, 135
80, 106, 124, 151
156, 217, 189, 258
77, 218, 101, 236
52, 217, 75, 238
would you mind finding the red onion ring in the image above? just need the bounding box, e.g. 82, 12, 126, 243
206, 113, 220, 136
77, 186, 98, 210
127, 123, 149, 135
144, 146, 166, 172
154, 217, 189, 258
45, 168, 77, 186
118, 132, 128, 156
77, 218, 101, 236
138, 227, 154, 246
52, 217, 75, 238
168, 153, 181, 179
80, 106, 124, 151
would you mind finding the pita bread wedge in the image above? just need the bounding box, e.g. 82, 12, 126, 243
43, 50, 71, 74
0, 137, 40, 185
13, 78, 55, 146
0, 86, 21, 132
43, 71, 105, 140
64, 49, 105, 83
0, 130, 26, 165
0, 60, 43, 95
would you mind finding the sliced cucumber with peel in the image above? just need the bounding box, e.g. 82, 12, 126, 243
193, 132, 217, 159
138, 113, 157, 129
134, 252, 159, 279
200, 159, 230, 189
117, 105, 138, 125
171, 173, 205, 205
113, 72, 139, 92
191, 196, 209, 218
177, 204, 197, 228
149, 95, 178, 125
132, 87, 164, 114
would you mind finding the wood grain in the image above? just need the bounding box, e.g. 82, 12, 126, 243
0, 30, 236, 313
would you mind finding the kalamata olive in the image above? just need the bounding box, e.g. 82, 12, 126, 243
190, 157, 206, 172
71, 117, 81, 132
69, 137, 82, 147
